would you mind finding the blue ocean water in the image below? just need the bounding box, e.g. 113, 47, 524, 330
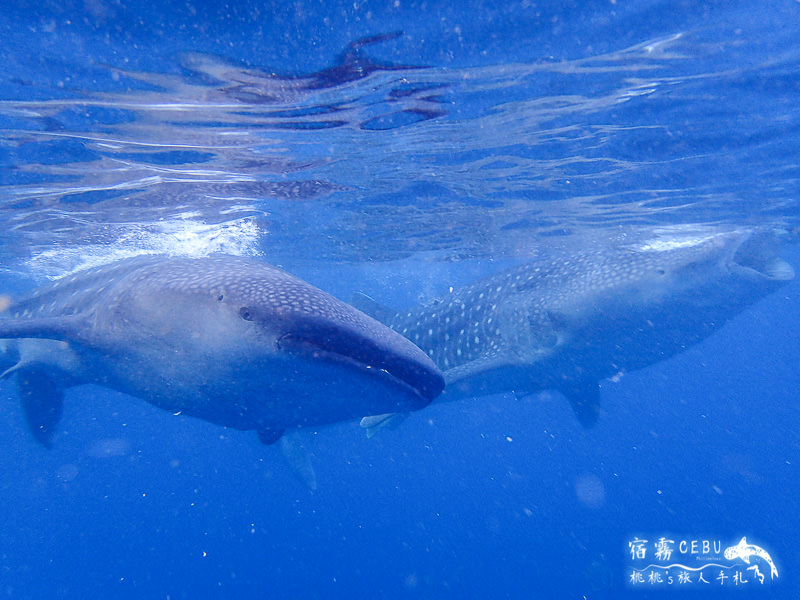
0, 1, 798, 598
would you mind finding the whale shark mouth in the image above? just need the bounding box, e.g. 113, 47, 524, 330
730, 229, 795, 281
276, 329, 444, 404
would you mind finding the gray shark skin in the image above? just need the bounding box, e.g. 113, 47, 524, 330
0, 255, 445, 447
357, 226, 794, 428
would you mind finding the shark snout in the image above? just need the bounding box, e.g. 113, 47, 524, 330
277, 315, 445, 404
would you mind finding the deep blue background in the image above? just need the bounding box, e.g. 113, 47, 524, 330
0, 252, 796, 599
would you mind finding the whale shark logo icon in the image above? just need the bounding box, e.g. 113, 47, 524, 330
723, 537, 779, 580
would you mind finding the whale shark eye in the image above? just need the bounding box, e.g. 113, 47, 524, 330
217, 294, 224, 302
239, 307, 254, 321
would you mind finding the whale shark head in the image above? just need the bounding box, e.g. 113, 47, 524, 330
172, 256, 447, 408
623, 226, 794, 311
635, 225, 794, 276
725, 228, 795, 282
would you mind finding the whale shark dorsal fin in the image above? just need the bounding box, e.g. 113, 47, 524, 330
15, 366, 65, 448
279, 430, 317, 491
360, 412, 410, 437
349, 292, 398, 324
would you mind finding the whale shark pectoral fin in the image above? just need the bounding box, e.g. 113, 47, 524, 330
279, 431, 317, 491
1, 340, 83, 385
0, 363, 19, 380
443, 352, 507, 385
348, 292, 398, 324
2, 355, 47, 381
561, 380, 601, 428
0, 315, 87, 344
15, 366, 65, 448
0, 340, 20, 376
360, 412, 410, 438
258, 427, 316, 489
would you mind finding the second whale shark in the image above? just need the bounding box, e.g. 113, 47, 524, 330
356, 226, 794, 431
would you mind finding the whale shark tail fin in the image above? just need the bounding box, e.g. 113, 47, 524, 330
14, 367, 65, 448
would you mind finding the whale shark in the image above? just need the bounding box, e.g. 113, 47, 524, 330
355, 226, 794, 431
724, 537, 779, 580
0, 255, 445, 449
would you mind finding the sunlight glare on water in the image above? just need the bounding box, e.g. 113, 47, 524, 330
1, 17, 798, 275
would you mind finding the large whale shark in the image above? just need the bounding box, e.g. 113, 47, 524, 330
0, 255, 445, 449
356, 226, 794, 431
